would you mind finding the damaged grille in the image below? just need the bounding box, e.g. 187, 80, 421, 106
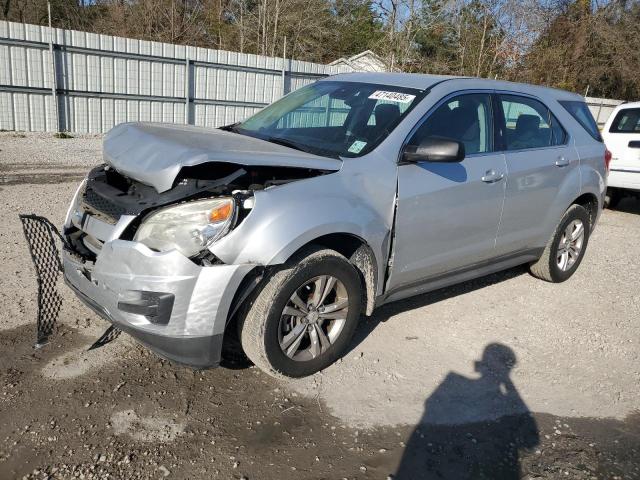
19, 214, 65, 345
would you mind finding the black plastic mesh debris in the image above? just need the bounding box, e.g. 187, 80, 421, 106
88, 325, 122, 350
19, 214, 66, 346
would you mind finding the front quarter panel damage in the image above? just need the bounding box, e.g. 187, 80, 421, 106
209, 170, 391, 299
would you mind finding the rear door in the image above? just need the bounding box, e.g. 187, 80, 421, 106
387, 92, 507, 292
494, 93, 579, 255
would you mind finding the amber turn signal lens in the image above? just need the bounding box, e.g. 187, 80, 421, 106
208, 202, 232, 223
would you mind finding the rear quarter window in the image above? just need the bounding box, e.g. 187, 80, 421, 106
559, 100, 602, 142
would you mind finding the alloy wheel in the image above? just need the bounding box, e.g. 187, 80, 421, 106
557, 219, 585, 271
278, 275, 349, 362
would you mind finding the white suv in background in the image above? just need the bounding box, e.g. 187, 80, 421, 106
603, 102, 640, 207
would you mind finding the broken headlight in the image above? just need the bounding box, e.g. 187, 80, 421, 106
64, 178, 88, 228
134, 198, 235, 257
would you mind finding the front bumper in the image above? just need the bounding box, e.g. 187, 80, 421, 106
63, 240, 255, 368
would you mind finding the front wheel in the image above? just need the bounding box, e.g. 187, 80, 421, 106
239, 247, 363, 378
529, 204, 591, 283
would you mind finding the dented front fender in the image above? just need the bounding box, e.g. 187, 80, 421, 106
209, 161, 396, 296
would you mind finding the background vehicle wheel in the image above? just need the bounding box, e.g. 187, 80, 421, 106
239, 246, 363, 378
604, 188, 622, 209
529, 204, 591, 283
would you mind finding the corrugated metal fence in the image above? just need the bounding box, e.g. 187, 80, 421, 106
0, 20, 354, 133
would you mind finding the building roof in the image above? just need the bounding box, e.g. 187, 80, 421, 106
328, 50, 387, 72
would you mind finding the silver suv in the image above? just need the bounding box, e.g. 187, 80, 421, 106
62, 73, 607, 378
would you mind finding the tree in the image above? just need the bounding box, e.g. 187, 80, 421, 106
329, 0, 383, 59
517, 0, 640, 99
3, 0, 640, 100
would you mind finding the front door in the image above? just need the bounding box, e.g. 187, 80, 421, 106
387, 92, 507, 293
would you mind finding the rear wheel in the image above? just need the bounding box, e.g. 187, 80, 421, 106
239, 247, 363, 378
529, 204, 590, 283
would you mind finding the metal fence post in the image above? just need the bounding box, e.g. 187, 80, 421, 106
184, 57, 191, 125
47, 3, 60, 132
281, 36, 288, 97
596, 100, 604, 126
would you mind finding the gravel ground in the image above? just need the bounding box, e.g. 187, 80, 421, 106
1, 132, 639, 479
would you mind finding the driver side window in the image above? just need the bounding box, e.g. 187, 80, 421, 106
409, 93, 493, 155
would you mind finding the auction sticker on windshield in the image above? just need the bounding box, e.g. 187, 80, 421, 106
348, 140, 367, 153
368, 91, 416, 103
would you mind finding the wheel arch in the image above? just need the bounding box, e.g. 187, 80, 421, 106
286, 233, 378, 316
571, 191, 599, 228
224, 232, 379, 336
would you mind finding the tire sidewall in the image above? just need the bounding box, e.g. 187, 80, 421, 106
260, 253, 363, 378
548, 205, 591, 282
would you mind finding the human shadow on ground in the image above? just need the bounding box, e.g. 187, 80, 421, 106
394, 343, 539, 480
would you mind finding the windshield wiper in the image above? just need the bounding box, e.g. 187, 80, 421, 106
220, 122, 241, 133
265, 136, 309, 153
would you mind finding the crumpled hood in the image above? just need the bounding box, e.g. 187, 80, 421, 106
103, 123, 342, 193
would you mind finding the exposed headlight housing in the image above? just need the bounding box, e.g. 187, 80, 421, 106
134, 197, 235, 257
64, 178, 88, 228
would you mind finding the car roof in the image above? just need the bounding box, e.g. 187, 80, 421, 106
324, 72, 583, 101
322, 72, 456, 90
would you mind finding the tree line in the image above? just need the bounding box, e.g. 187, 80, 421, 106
3, 0, 640, 100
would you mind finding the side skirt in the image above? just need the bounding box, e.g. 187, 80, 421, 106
378, 248, 543, 306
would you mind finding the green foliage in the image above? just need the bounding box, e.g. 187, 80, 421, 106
518, 1, 640, 100
413, 0, 456, 73
330, 0, 383, 59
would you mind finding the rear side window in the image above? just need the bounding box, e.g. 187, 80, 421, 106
499, 95, 567, 151
559, 100, 602, 142
609, 108, 640, 133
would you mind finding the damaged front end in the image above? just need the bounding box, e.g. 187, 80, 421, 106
22, 122, 339, 367
68, 159, 332, 266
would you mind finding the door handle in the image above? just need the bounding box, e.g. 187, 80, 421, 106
481, 170, 504, 183
555, 156, 570, 167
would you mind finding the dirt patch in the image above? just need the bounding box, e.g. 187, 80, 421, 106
1, 171, 88, 185
0, 325, 639, 479
41, 340, 132, 380
110, 409, 185, 443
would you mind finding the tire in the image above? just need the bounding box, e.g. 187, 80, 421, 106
604, 188, 622, 209
239, 246, 363, 378
529, 204, 591, 283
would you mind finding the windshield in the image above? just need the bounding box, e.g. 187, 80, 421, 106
232, 81, 423, 158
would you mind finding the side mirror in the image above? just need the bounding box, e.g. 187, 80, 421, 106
401, 137, 465, 164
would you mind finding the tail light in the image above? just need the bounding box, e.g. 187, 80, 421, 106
604, 149, 612, 173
